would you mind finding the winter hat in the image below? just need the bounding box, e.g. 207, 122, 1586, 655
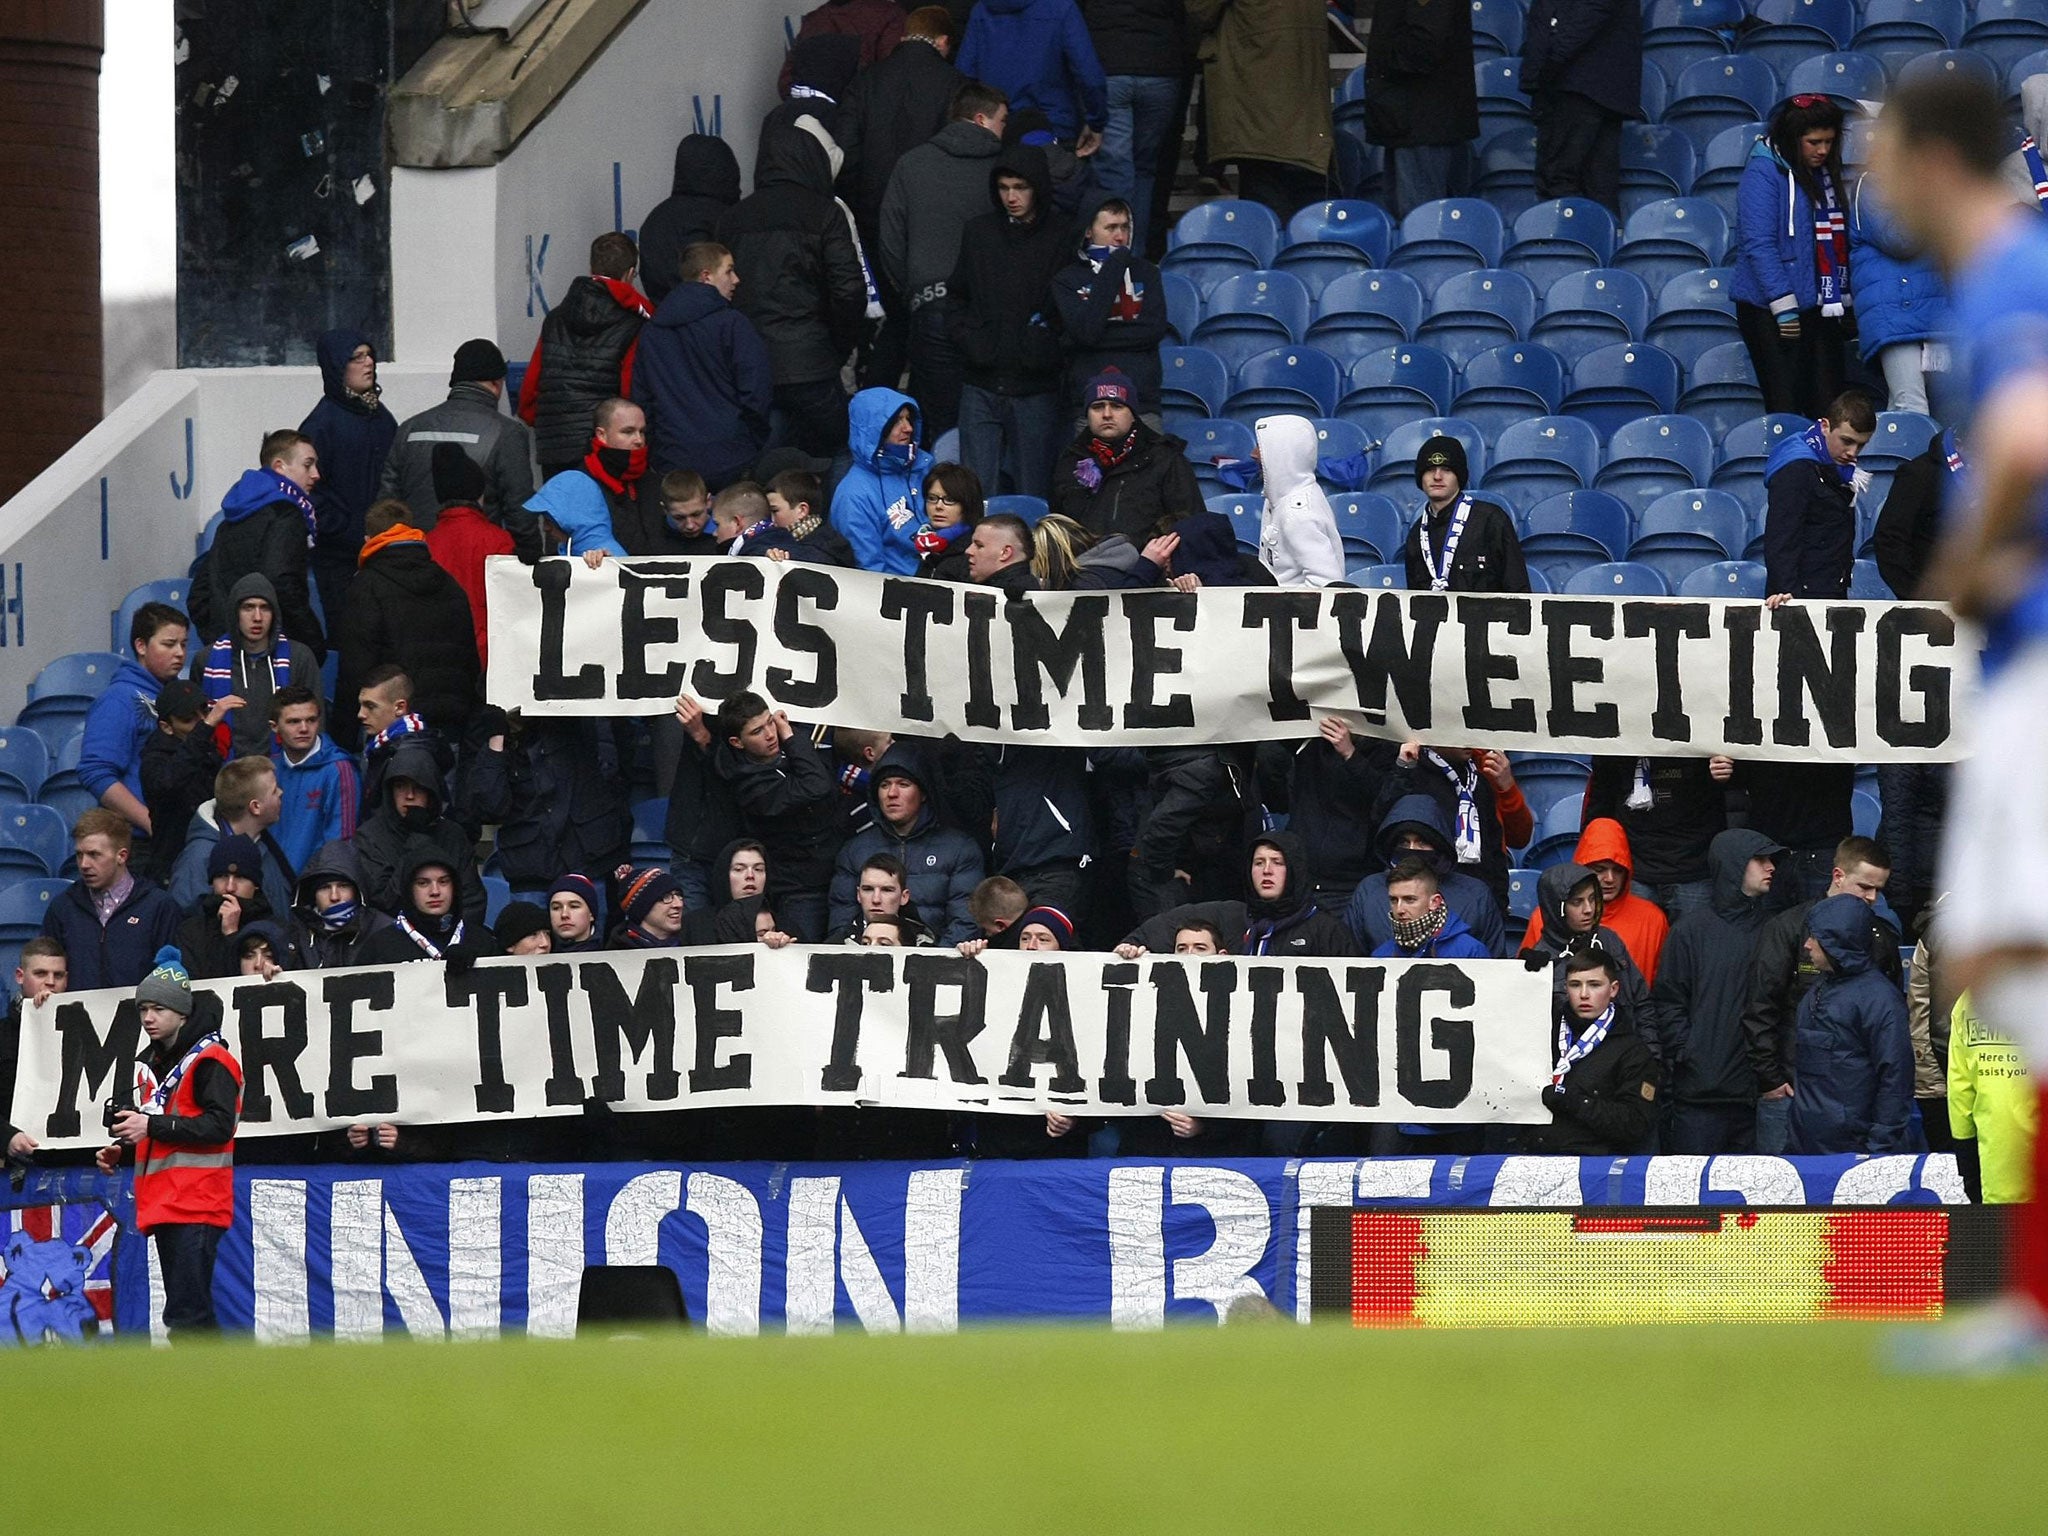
156, 678, 206, 723
1085, 369, 1135, 407
548, 872, 600, 915
1015, 906, 1075, 948
450, 338, 507, 386
135, 946, 193, 1016
208, 834, 264, 884
618, 866, 683, 926
1414, 434, 1468, 489
431, 440, 488, 507
493, 901, 552, 952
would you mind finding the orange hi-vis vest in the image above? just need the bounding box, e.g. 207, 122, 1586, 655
132, 1035, 243, 1232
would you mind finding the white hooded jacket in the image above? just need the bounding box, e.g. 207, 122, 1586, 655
1255, 414, 1345, 587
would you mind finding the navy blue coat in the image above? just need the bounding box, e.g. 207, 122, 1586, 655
298, 328, 397, 559
1340, 793, 1509, 956
41, 877, 184, 993
630, 281, 776, 488
1788, 894, 1913, 1154
1521, 0, 1642, 121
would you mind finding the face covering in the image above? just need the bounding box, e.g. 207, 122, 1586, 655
318, 897, 359, 932
879, 441, 914, 470
1393, 901, 1449, 952
398, 805, 437, 833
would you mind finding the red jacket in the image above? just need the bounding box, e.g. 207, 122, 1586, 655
425, 503, 516, 665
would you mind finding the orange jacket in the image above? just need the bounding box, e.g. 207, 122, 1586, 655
1518, 817, 1671, 984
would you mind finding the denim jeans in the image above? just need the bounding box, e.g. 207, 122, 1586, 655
958, 385, 1062, 498
1387, 144, 1473, 219
1099, 74, 1182, 253
155, 1222, 224, 1337
1647, 879, 1714, 923
1754, 1093, 1794, 1154
1665, 1099, 1757, 1155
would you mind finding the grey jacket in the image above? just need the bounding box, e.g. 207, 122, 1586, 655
877, 120, 1006, 298
378, 382, 541, 553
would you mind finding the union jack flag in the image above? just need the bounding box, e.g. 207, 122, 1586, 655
0, 1200, 120, 1344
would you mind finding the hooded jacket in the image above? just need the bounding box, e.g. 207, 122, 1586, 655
1520, 818, 1670, 985
298, 327, 397, 560
1583, 755, 1728, 887
948, 144, 1073, 395
1266, 730, 1392, 902
194, 470, 326, 659
834, 36, 963, 243
1371, 905, 1491, 960
1256, 414, 1345, 587
831, 388, 934, 573
986, 743, 1095, 876
378, 381, 540, 547
878, 119, 1007, 298
516, 275, 652, 469
718, 115, 869, 387
1650, 829, 1783, 1105
1050, 418, 1205, 540
1788, 893, 1913, 1154
197, 571, 321, 758
1763, 424, 1858, 600
1519, 861, 1654, 1050
829, 746, 986, 942
631, 279, 777, 494
1049, 210, 1172, 409
1373, 750, 1531, 918
79, 657, 169, 810
1846, 175, 1951, 360
1366, 0, 1482, 149
1192, 0, 1334, 176
288, 839, 392, 969
524, 467, 634, 562
1732, 137, 1834, 314
957, 0, 1109, 143
779, 0, 905, 97
270, 730, 360, 877
639, 135, 743, 304
1242, 830, 1358, 956
1742, 888, 1903, 1094
353, 845, 492, 967
352, 739, 488, 927
332, 526, 482, 740
1340, 794, 1509, 957
138, 717, 222, 885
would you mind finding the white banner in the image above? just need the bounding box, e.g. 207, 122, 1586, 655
13, 948, 1553, 1147
484, 556, 1977, 761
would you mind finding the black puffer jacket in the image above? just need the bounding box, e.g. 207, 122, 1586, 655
333, 533, 482, 739
1763, 456, 1856, 599
1049, 421, 1204, 539
948, 144, 1073, 396
463, 718, 632, 892
353, 847, 495, 967
1522, 1004, 1659, 1155
1651, 829, 1782, 1105
713, 733, 844, 899
834, 37, 963, 240
1241, 829, 1359, 957
527, 276, 649, 469
639, 134, 743, 304
717, 115, 868, 387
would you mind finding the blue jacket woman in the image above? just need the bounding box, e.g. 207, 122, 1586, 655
1732, 96, 1851, 418
831, 387, 933, 574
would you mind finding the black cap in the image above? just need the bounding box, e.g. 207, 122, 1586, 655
493, 900, 552, 952
1415, 433, 1468, 489
450, 338, 507, 386
156, 679, 206, 723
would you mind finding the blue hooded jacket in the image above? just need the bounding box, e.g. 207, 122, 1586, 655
297, 328, 397, 557
1341, 792, 1509, 956
1846, 177, 1953, 358
524, 470, 631, 559
956, 0, 1108, 143
1788, 892, 1913, 1154
271, 731, 361, 875
831, 388, 933, 574
77, 656, 165, 805
1733, 136, 1828, 313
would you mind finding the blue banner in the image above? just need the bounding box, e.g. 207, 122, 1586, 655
0, 1153, 1965, 1342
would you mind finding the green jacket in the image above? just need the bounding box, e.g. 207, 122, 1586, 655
1188, 0, 1333, 174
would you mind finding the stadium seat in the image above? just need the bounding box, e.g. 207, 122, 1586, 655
1474, 58, 1532, 143
1162, 272, 1204, 343
1389, 199, 1506, 291
197, 510, 224, 558
1161, 345, 1232, 420
1277, 200, 1393, 296
1183, 417, 1259, 488
112, 577, 189, 658
0, 729, 49, 799
1207, 493, 1264, 553
1309, 417, 1373, 473
1965, 0, 2048, 76
1615, 199, 1732, 294
1738, 0, 1857, 77
1368, 417, 1488, 497
1694, 120, 1769, 223
1532, 269, 1652, 368
2007, 44, 2048, 99
1506, 866, 1543, 921
1783, 50, 1892, 107
1504, 198, 1619, 293
1349, 563, 1409, 590
1595, 419, 1715, 518
1853, 0, 1966, 74
1863, 410, 1941, 471
1307, 269, 1427, 361
0, 804, 70, 882
1224, 345, 1343, 420
1191, 270, 1312, 373
1850, 559, 1897, 600
1679, 559, 1770, 598
630, 798, 668, 865
1511, 751, 1594, 806
1618, 125, 1698, 219
1895, 48, 2002, 91
1337, 343, 1457, 442
1334, 63, 1370, 138
1476, 125, 1541, 221
36, 732, 95, 828
1331, 126, 1386, 201
1665, 56, 1781, 157
1452, 342, 1568, 441
1629, 489, 1750, 587
1564, 561, 1672, 597
1486, 416, 1605, 508
0, 876, 69, 940
1471, 0, 1525, 59
1644, 0, 1746, 84
1519, 490, 1636, 585
1852, 788, 1884, 840
1840, 114, 1879, 167
1678, 340, 1766, 438
1561, 342, 1682, 436
1330, 493, 1408, 564
1527, 795, 1591, 870
1640, 61, 1670, 127
1709, 413, 1806, 505
1417, 268, 1540, 369
986, 495, 1049, 527
17, 652, 125, 740
1163, 199, 1282, 292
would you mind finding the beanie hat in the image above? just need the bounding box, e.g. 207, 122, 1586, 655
155, 678, 206, 724
1414, 433, 1468, 489
493, 900, 553, 952
208, 833, 264, 884
430, 440, 489, 507
548, 872, 600, 914
1085, 369, 1135, 407
1016, 906, 1075, 948
618, 866, 683, 925
135, 946, 194, 1016
450, 338, 507, 386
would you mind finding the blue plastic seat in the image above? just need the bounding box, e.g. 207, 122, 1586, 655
1628, 489, 1750, 586
1863, 410, 1941, 470
1694, 120, 1768, 223
1162, 271, 1204, 343
1665, 56, 1781, 156
2006, 44, 2048, 97
1853, 0, 1966, 74
0, 876, 70, 938
1474, 59, 1532, 143
1310, 417, 1373, 471
1161, 345, 1231, 419
1334, 63, 1370, 138
1486, 415, 1605, 507
1191, 269, 1312, 372
17, 652, 125, 739
1895, 48, 2002, 91
1850, 559, 1897, 601
1615, 198, 1732, 293
1183, 417, 1259, 488
1640, 61, 1670, 127
1679, 558, 1770, 598
1564, 561, 1673, 597
1368, 417, 1488, 497
630, 798, 668, 864
1417, 267, 1540, 369
1206, 493, 1264, 553
1527, 795, 1592, 870
1645, 266, 1741, 370
1965, 0, 2048, 75
1519, 490, 1636, 584
1595, 414, 1717, 514
1738, 0, 1857, 77
1619, 125, 1698, 219
1330, 492, 1408, 564
1389, 199, 1506, 291
1307, 269, 1426, 361
1471, 0, 1525, 59
1337, 343, 1457, 441
112, 578, 190, 658
1164, 199, 1282, 293
1783, 50, 1893, 106
0, 805, 70, 882
1224, 345, 1343, 419
1678, 339, 1765, 437
1506, 865, 1543, 921
1503, 198, 1620, 292
1348, 563, 1409, 590
986, 495, 1049, 527
36, 781, 96, 832
1645, 0, 1745, 82
1332, 125, 1386, 201
1851, 788, 1885, 840
1475, 124, 1541, 222
0, 729, 49, 799
1561, 341, 1681, 436
1533, 269, 1652, 367
1452, 342, 1568, 441
1277, 200, 1393, 296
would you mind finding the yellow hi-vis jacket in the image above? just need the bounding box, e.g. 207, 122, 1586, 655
1947, 993, 2039, 1205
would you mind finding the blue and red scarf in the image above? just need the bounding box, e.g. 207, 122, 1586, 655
1814, 168, 1849, 317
